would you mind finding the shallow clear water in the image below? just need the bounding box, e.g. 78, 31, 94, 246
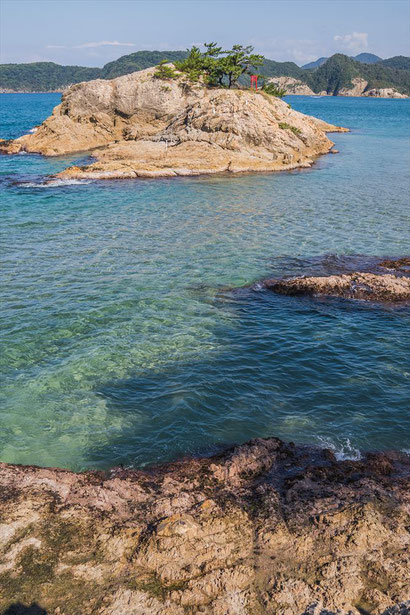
1, 93, 409, 470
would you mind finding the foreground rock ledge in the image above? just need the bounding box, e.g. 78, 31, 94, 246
0, 437, 409, 615
262, 258, 410, 303
0, 66, 347, 180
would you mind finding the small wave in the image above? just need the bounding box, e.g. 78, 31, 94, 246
315, 436, 362, 461
28, 127, 38, 133
253, 282, 266, 292
18, 178, 93, 188
47, 178, 93, 187
402, 449, 410, 456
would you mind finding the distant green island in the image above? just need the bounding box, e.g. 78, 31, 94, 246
1, 50, 409, 95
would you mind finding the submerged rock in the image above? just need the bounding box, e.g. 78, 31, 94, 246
378, 257, 410, 272
0, 437, 409, 614
0, 66, 348, 180
262, 257, 410, 303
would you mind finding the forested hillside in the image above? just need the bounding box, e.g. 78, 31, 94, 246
0, 62, 100, 91
306, 54, 410, 94
1, 50, 409, 95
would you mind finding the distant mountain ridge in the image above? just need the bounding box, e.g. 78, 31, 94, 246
302, 53, 382, 69
302, 57, 328, 70
1, 50, 409, 96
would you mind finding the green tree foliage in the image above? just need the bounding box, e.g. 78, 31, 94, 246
153, 60, 178, 80
217, 45, 264, 88
174, 46, 207, 82
307, 54, 358, 95
0, 62, 100, 92
260, 81, 287, 98
379, 56, 410, 70
173, 43, 264, 88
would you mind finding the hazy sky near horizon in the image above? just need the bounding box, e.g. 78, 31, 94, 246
1, 0, 409, 66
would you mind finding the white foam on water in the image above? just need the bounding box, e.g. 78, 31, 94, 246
253, 282, 265, 291
20, 178, 93, 188
315, 436, 362, 461
402, 449, 410, 456
47, 178, 93, 187
28, 127, 38, 133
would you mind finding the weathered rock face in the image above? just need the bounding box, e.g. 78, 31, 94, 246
261, 257, 410, 303
0, 438, 409, 615
268, 76, 316, 96
339, 78, 369, 97
0, 66, 348, 180
265, 272, 410, 302
364, 88, 408, 99
265, 77, 408, 99
338, 78, 408, 98
1, 70, 197, 156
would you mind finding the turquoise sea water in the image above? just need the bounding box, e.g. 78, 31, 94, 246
1, 93, 409, 470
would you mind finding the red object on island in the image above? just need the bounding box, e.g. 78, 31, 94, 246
250, 75, 258, 89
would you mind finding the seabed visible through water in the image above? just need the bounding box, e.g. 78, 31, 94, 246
1, 94, 409, 470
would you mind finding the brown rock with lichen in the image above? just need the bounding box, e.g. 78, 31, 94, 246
265, 272, 410, 302
262, 256, 410, 303
0, 437, 408, 614
0, 66, 348, 180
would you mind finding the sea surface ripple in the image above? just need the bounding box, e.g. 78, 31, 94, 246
0, 93, 409, 469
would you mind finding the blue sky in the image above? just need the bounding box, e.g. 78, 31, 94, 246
1, 0, 409, 66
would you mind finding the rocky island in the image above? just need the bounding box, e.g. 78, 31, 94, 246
0, 64, 347, 181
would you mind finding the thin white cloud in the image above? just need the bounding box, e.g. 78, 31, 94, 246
46, 45, 67, 49
247, 37, 326, 65
74, 41, 135, 49
333, 32, 368, 54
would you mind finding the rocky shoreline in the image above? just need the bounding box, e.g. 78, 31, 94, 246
0, 66, 348, 180
0, 436, 409, 615
267, 77, 408, 98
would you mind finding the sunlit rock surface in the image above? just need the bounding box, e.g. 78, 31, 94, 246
0, 437, 409, 614
262, 257, 410, 303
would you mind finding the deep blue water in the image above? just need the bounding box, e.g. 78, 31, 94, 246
0, 93, 409, 470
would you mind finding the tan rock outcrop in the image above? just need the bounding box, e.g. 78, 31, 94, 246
0, 66, 348, 180
260, 257, 410, 303
0, 437, 408, 614
339, 78, 369, 96
364, 88, 408, 98
265, 272, 410, 302
268, 76, 316, 96
338, 78, 408, 98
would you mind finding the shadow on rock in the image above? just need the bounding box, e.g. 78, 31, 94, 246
2, 604, 47, 615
